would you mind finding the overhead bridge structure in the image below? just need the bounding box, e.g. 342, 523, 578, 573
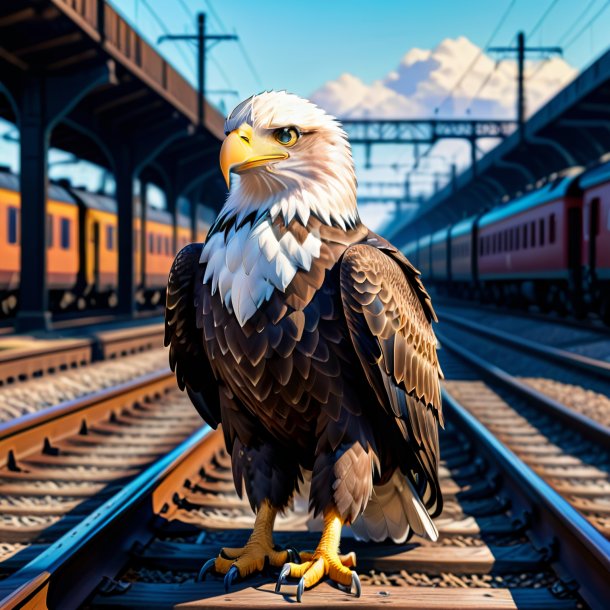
386, 47, 610, 246
0, 0, 227, 330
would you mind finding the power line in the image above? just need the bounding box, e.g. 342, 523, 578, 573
528, 0, 561, 39
176, 0, 194, 20
557, 0, 598, 45
563, 0, 610, 50
204, 0, 228, 31
466, 61, 501, 113
140, 0, 197, 81
528, 0, 601, 82
435, 0, 517, 114
236, 39, 263, 88
204, 1, 263, 90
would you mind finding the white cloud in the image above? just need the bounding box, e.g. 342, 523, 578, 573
310, 36, 577, 230
312, 36, 577, 121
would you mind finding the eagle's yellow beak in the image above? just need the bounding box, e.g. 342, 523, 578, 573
220, 124, 289, 189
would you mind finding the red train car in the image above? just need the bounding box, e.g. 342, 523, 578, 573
417, 234, 432, 280
403, 239, 419, 269
579, 159, 610, 321
430, 227, 450, 282
449, 215, 477, 292
477, 171, 583, 310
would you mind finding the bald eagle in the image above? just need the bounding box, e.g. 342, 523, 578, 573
165, 91, 443, 601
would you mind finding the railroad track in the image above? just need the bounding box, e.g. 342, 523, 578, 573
0, 385, 607, 608
434, 317, 610, 540
0, 320, 164, 386
433, 294, 610, 334
435, 306, 610, 433
0, 367, 202, 589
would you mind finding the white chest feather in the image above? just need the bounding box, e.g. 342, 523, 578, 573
200, 218, 321, 327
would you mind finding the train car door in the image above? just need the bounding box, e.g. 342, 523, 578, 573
92, 221, 101, 291
568, 206, 582, 301
587, 197, 600, 277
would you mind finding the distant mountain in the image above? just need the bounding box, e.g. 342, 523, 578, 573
311, 36, 576, 120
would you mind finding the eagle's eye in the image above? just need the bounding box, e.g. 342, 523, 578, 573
274, 126, 300, 147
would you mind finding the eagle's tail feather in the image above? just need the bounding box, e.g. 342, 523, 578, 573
351, 471, 437, 543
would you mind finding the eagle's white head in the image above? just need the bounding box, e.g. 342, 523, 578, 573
219, 91, 358, 229
202, 92, 361, 327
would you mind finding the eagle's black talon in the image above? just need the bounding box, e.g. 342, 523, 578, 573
285, 546, 300, 564
351, 571, 362, 597
296, 577, 305, 603
276, 563, 291, 592
224, 565, 239, 593
337, 571, 361, 597
196, 557, 216, 582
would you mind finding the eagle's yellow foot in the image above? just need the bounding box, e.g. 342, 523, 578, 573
197, 500, 298, 592
275, 508, 361, 602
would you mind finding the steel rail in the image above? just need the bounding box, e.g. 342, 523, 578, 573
0, 424, 218, 609
435, 330, 610, 446
434, 295, 610, 334
439, 309, 610, 379
443, 389, 610, 610
0, 368, 174, 468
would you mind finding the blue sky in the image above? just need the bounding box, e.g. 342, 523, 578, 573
3, 0, 610, 226
112, 0, 610, 108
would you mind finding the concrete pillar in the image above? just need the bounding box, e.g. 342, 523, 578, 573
17, 78, 52, 331
14, 63, 113, 332
115, 149, 135, 316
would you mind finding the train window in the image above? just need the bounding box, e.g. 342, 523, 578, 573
106, 225, 114, 251
531, 221, 536, 247
514, 227, 519, 251
148, 233, 154, 254
7, 206, 18, 245
549, 214, 556, 244
522, 224, 527, 249
47, 214, 53, 247
492, 233, 496, 254
539, 218, 545, 247
60, 218, 70, 250
157, 234, 162, 254
508, 229, 513, 251
165, 236, 170, 255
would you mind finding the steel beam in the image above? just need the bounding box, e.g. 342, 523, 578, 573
15, 62, 114, 332
341, 119, 515, 144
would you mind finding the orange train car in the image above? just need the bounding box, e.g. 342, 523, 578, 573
0, 171, 79, 313
0, 168, 215, 316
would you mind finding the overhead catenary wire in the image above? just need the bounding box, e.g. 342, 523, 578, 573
465, 61, 501, 113
435, 0, 517, 114
140, 0, 198, 82
528, 0, 610, 82
562, 0, 610, 50
205, 0, 263, 89
556, 0, 599, 45
528, 0, 561, 39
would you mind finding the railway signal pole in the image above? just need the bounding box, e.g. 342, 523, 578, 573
489, 31, 562, 129
158, 13, 237, 128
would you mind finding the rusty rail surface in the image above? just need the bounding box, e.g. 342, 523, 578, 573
0, 425, 216, 609
0, 391, 605, 608
0, 368, 174, 468
436, 329, 610, 446
0, 322, 164, 385
439, 310, 610, 380
444, 390, 610, 610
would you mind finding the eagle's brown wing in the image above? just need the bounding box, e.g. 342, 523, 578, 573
164, 243, 221, 428
340, 243, 443, 517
